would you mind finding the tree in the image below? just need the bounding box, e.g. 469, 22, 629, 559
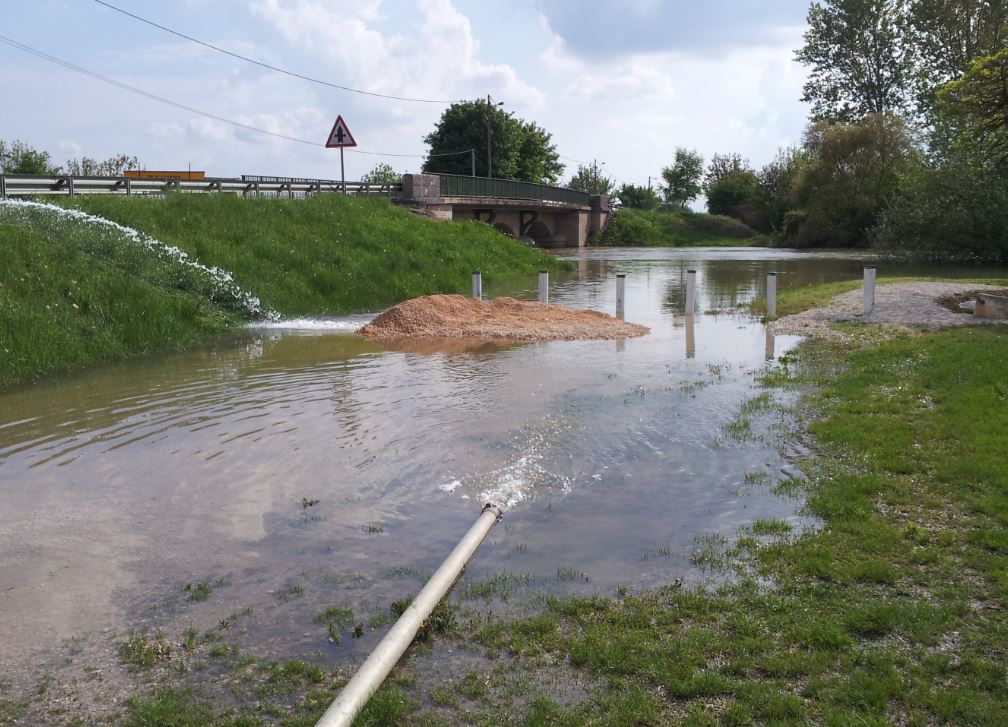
64, 153, 138, 176
936, 48, 1008, 168
795, 0, 916, 121
616, 183, 661, 210
910, 0, 1008, 114
568, 161, 614, 196
660, 148, 704, 209
422, 100, 563, 183
0, 139, 61, 174
874, 159, 1008, 261
702, 153, 762, 225
789, 114, 920, 246
703, 153, 751, 191
360, 162, 401, 185
757, 147, 807, 232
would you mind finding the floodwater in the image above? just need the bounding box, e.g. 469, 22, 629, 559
0, 247, 991, 682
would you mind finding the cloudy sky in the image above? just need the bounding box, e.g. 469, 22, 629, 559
1, 0, 813, 186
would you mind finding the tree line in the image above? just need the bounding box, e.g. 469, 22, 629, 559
658, 0, 1008, 261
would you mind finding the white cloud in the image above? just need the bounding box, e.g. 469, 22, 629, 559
534, 18, 809, 184
250, 0, 543, 111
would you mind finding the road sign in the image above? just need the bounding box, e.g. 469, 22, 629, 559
325, 116, 357, 148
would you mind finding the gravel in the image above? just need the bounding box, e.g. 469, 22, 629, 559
771, 282, 1008, 339
357, 294, 650, 342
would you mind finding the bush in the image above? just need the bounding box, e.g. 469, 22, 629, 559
600, 207, 756, 247
874, 163, 1008, 263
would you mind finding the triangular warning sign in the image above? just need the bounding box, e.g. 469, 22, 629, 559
325, 115, 357, 148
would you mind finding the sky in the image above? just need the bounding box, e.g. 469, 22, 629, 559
0, 0, 813, 187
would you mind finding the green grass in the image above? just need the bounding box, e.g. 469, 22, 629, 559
0, 214, 237, 389
0, 193, 569, 389
415, 326, 1008, 724
750, 275, 1008, 318
58, 193, 571, 316
600, 207, 758, 247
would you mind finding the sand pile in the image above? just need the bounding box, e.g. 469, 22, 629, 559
358, 294, 649, 342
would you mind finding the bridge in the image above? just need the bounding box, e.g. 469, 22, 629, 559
396, 174, 610, 248
0, 171, 609, 248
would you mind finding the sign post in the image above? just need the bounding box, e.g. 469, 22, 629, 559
325, 115, 357, 194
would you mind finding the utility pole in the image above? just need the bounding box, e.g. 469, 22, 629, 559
485, 94, 503, 178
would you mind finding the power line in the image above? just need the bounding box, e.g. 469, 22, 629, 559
0, 33, 467, 161
91, 0, 451, 105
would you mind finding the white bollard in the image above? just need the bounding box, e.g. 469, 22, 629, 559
767, 272, 777, 318
863, 267, 876, 315
472, 270, 482, 300
685, 269, 696, 315
538, 271, 549, 304
615, 274, 625, 320
765, 329, 775, 360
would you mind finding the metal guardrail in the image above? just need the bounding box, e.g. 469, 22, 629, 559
0, 173, 402, 198
437, 174, 590, 205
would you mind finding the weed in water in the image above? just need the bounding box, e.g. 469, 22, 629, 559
183, 582, 212, 602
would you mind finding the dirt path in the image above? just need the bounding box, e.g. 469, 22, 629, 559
358, 294, 649, 342
770, 282, 1008, 338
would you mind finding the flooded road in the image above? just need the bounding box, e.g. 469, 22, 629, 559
0, 247, 988, 679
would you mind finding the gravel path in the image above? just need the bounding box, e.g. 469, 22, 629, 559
770, 282, 1008, 339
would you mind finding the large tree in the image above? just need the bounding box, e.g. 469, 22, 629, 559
911, 0, 1008, 112
790, 114, 920, 246
935, 48, 1008, 167
796, 0, 917, 121
422, 100, 563, 184
661, 148, 705, 209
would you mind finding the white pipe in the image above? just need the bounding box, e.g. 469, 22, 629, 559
766, 272, 777, 318
472, 270, 482, 300
863, 267, 876, 315
314, 503, 503, 727
685, 269, 696, 315
615, 274, 625, 320
538, 271, 549, 304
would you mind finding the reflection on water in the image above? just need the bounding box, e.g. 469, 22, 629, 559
0, 246, 996, 675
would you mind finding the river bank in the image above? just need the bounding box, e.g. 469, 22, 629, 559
0, 194, 568, 389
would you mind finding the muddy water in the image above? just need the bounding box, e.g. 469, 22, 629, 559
0, 247, 987, 681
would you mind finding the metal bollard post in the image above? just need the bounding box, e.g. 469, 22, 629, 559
767, 272, 777, 318
863, 267, 876, 315
616, 274, 625, 320
538, 271, 549, 304
472, 270, 482, 300
685, 269, 696, 315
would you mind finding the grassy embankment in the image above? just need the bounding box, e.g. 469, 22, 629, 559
10, 283, 1002, 725
0, 194, 568, 389
600, 207, 758, 247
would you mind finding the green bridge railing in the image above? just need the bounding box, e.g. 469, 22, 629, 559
438, 174, 590, 205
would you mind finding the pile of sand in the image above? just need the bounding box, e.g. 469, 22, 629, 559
357, 294, 649, 342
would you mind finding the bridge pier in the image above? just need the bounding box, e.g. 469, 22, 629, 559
395, 174, 609, 248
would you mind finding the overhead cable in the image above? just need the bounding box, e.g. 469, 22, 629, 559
91, 0, 451, 105
0, 33, 466, 160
